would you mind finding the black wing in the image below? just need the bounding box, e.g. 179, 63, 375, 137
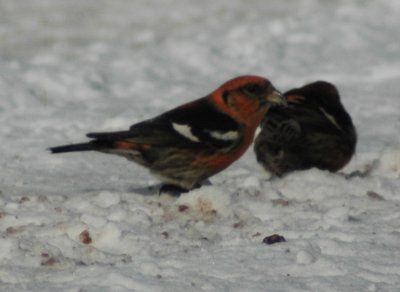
88, 97, 241, 149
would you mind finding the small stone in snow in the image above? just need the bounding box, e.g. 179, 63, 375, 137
233, 221, 244, 228
271, 198, 289, 206
79, 230, 92, 245
367, 190, 384, 201
41, 253, 60, 267
262, 234, 286, 245
178, 205, 189, 212
19, 196, 30, 203
6, 226, 22, 234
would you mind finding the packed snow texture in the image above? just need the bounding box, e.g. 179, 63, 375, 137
1, 0, 400, 291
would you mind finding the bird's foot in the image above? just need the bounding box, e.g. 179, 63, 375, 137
159, 184, 191, 197
159, 181, 209, 196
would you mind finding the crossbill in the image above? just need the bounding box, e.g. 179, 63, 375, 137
50, 75, 285, 192
254, 81, 357, 176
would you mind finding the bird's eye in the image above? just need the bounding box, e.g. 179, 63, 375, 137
242, 84, 264, 95
222, 90, 230, 104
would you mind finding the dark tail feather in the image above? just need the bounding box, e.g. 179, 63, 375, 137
86, 131, 134, 140
49, 142, 98, 154
50, 131, 135, 154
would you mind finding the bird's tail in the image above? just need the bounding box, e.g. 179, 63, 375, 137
49, 131, 136, 154
49, 142, 100, 154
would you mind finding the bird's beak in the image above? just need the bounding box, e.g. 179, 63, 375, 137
266, 90, 287, 107
286, 94, 305, 103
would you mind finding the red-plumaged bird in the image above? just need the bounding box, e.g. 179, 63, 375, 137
254, 81, 357, 176
50, 75, 285, 192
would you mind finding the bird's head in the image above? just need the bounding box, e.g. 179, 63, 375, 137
285, 81, 355, 133
285, 81, 339, 107
213, 75, 286, 124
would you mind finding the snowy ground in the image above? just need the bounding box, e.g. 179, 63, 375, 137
1, 0, 400, 291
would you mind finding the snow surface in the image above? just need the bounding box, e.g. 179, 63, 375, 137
1, 0, 400, 291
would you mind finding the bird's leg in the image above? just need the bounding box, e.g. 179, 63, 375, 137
158, 180, 210, 196
159, 184, 191, 196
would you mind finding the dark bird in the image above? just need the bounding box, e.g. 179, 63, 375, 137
254, 81, 357, 176
50, 75, 285, 193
